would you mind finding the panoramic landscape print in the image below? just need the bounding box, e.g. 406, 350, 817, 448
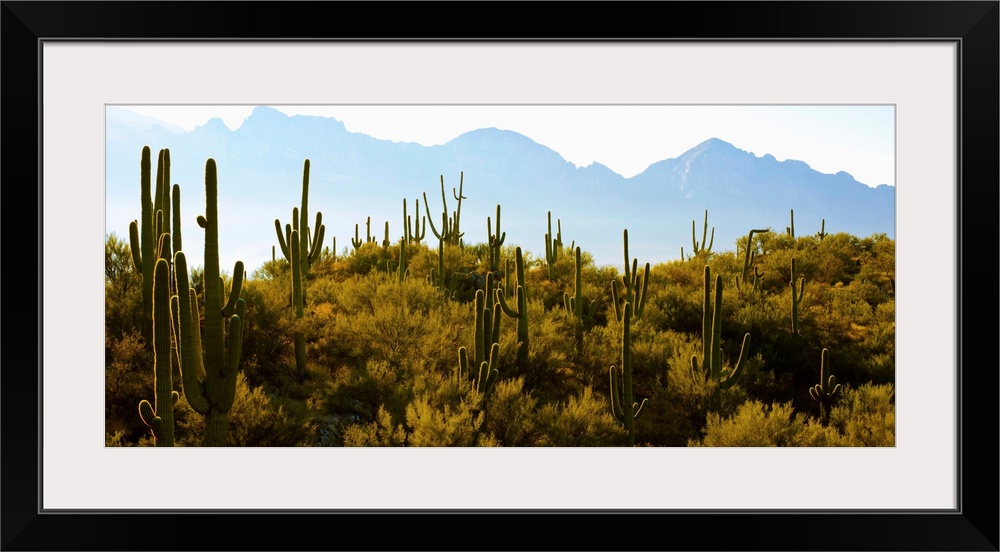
105, 105, 896, 447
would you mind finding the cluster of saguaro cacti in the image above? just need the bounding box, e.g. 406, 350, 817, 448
458, 342, 500, 396
790, 257, 806, 335
137, 257, 179, 446
486, 204, 506, 272
455, 274, 502, 398
495, 246, 529, 368
692, 265, 750, 392
174, 158, 246, 446
423, 172, 465, 247
612, 229, 650, 322
808, 348, 840, 421
691, 209, 715, 255
564, 245, 596, 354
609, 302, 647, 446
543, 211, 563, 279
274, 160, 325, 278
473, 274, 502, 367
129, 146, 182, 342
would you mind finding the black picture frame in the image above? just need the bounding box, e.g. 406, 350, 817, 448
3, 2, 997, 550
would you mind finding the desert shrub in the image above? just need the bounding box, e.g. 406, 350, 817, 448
105, 330, 156, 443
105, 233, 144, 343
404, 392, 496, 447
535, 386, 625, 446
826, 383, 895, 446
691, 400, 833, 446
342, 405, 407, 447
480, 377, 544, 446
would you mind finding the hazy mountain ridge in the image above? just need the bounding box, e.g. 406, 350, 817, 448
106, 106, 894, 273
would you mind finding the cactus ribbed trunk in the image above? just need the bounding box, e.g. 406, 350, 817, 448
205, 412, 230, 447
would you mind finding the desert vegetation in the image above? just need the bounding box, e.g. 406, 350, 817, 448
106, 147, 895, 447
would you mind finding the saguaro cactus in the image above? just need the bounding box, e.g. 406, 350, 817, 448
137, 257, 178, 446
129, 146, 177, 342
564, 246, 596, 354
790, 257, 805, 335
808, 348, 841, 421
423, 172, 466, 247
612, 229, 650, 322
544, 211, 563, 279
495, 246, 529, 368
817, 219, 827, 241
458, 342, 500, 396
692, 265, 750, 391
735, 228, 768, 297
403, 198, 426, 245
486, 204, 506, 272
786, 209, 795, 238
274, 159, 325, 278
609, 302, 647, 446
691, 209, 715, 255
473, 279, 502, 368
174, 158, 246, 447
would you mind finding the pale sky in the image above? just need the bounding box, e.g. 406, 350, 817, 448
117, 104, 895, 187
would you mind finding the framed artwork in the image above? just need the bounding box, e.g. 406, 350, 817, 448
4, 2, 997, 550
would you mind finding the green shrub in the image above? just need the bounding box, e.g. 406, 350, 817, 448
691, 400, 833, 446
827, 383, 895, 446
535, 386, 625, 446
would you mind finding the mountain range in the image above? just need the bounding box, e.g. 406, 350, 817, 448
105, 106, 894, 274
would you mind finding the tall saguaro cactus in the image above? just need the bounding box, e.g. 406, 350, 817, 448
692, 265, 750, 392
612, 229, 650, 322
174, 158, 246, 447
609, 302, 647, 446
786, 209, 795, 238
495, 246, 529, 368
137, 257, 178, 446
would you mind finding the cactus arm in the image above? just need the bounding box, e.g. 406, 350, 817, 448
174, 252, 210, 415
495, 287, 519, 318
221, 261, 245, 317
719, 333, 751, 390
128, 221, 143, 273
220, 299, 245, 412
634, 262, 650, 318
171, 184, 182, 254
609, 365, 625, 422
